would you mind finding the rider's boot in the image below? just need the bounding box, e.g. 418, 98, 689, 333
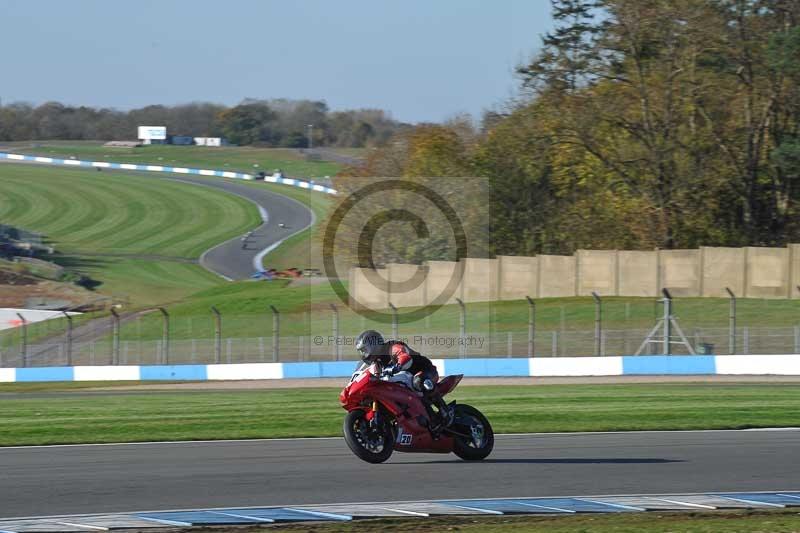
423, 400, 442, 437
424, 393, 452, 438
432, 393, 453, 426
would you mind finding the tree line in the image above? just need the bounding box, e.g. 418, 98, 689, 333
0, 98, 410, 148
335, 0, 800, 263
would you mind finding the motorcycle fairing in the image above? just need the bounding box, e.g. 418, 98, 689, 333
341, 369, 454, 453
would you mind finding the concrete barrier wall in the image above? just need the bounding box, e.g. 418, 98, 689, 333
349, 267, 388, 310
701, 247, 745, 297
791, 244, 800, 299
659, 249, 700, 296
387, 263, 426, 307
746, 247, 789, 298
461, 258, 498, 302
348, 244, 800, 307
424, 260, 463, 305
4, 354, 800, 382
497, 255, 538, 300
617, 251, 658, 297
538, 255, 577, 297
576, 250, 617, 296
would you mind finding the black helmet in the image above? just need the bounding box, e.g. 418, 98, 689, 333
355, 330, 386, 364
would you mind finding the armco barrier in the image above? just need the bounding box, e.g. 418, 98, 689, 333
0, 355, 799, 383
0, 152, 338, 195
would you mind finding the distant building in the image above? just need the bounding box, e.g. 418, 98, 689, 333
138, 126, 167, 145
194, 137, 228, 147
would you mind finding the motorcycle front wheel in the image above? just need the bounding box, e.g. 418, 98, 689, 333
451, 404, 494, 461
343, 409, 394, 464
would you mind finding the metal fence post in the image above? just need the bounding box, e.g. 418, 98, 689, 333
211, 306, 222, 364
62, 311, 73, 366
110, 309, 120, 365
795, 325, 800, 354
455, 298, 466, 358
389, 302, 398, 339
329, 304, 340, 361
159, 308, 170, 364
592, 292, 602, 356
725, 287, 736, 355
743, 326, 750, 355
298, 335, 304, 362
662, 289, 672, 355
16, 313, 27, 368
526, 296, 535, 357
270, 305, 280, 362
507, 331, 513, 358
551, 331, 557, 357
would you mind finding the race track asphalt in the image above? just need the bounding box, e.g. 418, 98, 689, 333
166, 176, 314, 280
1, 430, 797, 519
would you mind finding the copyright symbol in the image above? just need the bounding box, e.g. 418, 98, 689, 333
322, 178, 468, 323
313, 336, 324, 346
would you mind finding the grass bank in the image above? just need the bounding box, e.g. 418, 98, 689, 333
0, 164, 272, 308
0, 383, 798, 446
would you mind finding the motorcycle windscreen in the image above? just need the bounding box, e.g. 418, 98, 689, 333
436, 374, 463, 396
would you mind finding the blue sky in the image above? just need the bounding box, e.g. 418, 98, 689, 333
1, 1, 553, 123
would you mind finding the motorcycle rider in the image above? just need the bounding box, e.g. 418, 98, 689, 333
355, 330, 452, 433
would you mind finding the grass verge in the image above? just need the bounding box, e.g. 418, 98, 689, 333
0, 383, 798, 446
193, 510, 800, 532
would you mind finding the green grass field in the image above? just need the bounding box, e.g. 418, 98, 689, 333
0, 382, 797, 446
0, 163, 264, 305
7, 142, 342, 178
0, 164, 260, 258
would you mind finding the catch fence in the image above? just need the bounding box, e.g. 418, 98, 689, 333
2, 291, 799, 368
2, 327, 799, 369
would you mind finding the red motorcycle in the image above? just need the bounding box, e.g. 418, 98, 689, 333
339, 362, 494, 463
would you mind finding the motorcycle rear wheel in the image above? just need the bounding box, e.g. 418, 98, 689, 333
451, 404, 494, 461
343, 409, 394, 464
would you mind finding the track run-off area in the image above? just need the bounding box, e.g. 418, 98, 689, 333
0, 429, 797, 519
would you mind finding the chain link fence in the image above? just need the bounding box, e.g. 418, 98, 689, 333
2, 326, 800, 368
2, 293, 799, 368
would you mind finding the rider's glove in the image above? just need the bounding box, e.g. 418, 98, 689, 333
384, 363, 401, 376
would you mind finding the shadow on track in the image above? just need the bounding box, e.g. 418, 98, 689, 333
397, 458, 684, 465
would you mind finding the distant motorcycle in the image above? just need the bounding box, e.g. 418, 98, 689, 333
339, 362, 494, 463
